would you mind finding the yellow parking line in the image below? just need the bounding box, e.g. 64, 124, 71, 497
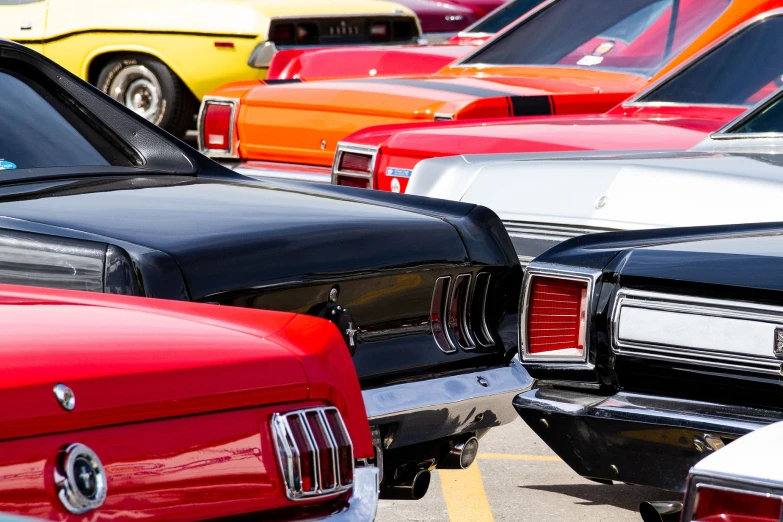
478, 453, 561, 462
440, 464, 495, 522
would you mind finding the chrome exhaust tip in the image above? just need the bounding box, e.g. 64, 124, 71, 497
438, 436, 480, 470
639, 501, 683, 522
379, 469, 432, 500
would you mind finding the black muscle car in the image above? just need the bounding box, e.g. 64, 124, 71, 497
516, 221, 783, 494
0, 40, 530, 499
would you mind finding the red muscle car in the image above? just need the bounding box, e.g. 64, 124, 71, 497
329, 7, 783, 191
202, 0, 776, 182
0, 285, 377, 521
265, 0, 545, 81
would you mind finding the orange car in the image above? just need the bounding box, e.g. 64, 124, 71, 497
200, 0, 780, 181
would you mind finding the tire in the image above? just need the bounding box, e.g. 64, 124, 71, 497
96, 53, 197, 138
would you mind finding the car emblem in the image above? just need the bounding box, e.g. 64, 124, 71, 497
774, 328, 783, 359
54, 443, 107, 514
53, 383, 75, 411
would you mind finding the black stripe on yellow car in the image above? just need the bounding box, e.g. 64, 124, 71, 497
12, 29, 259, 45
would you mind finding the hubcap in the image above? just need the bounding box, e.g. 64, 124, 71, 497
107, 65, 164, 124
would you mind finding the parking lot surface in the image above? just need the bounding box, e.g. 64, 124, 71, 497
377, 420, 681, 522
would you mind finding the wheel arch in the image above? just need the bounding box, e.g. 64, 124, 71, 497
84, 46, 197, 100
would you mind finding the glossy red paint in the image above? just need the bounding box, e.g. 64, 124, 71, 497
339, 104, 746, 192
266, 44, 474, 81
0, 285, 371, 520
396, 0, 480, 33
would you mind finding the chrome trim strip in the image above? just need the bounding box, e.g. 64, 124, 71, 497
612, 289, 783, 375
362, 360, 534, 449
625, 9, 783, 108
331, 142, 380, 185
198, 96, 240, 160
231, 164, 331, 184
520, 262, 601, 367
300, 467, 379, 522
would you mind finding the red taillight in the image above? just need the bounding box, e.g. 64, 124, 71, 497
371, 22, 390, 41
339, 152, 372, 174
272, 407, 354, 500
692, 485, 783, 522
202, 102, 233, 152
272, 23, 294, 42
336, 176, 370, 189
525, 276, 588, 359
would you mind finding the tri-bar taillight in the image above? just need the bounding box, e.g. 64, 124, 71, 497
199, 98, 239, 159
521, 265, 597, 363
686, 483, 783, 522
332, 143, 379, 189
431, 273, 495, 353
272, 407, 354, 500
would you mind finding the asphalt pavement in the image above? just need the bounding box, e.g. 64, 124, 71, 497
377, 420, 681, 522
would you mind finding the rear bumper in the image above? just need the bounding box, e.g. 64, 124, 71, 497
305, 467, 379, 522
513, 387, 783, 492
225, 160, 332, 184
363, 358, 533, 449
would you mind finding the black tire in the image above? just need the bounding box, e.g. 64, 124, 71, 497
96, 53, 197, 138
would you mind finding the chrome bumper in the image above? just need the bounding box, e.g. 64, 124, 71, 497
514, 388, 783, 491
305, 467, 379, 522
363, 359, 534, 449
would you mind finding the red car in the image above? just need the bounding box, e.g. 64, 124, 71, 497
266, 0, 546, 81
0, 285, 377, 521
332, 8, 782, 191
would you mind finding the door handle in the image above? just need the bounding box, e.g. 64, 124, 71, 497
20, 21, 32, 30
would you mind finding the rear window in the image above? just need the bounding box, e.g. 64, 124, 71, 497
639, 16, 783, 106
0, 66, 132, 171
467, 0, 547, 35
464, 0, 731, 76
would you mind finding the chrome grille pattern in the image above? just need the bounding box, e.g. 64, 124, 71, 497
431, 273, 494, 353
271, 407, 354, 500
613, 289, 783, 375
503, 220, 617, 241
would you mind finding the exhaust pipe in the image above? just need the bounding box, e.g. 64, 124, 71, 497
438, 436, 480, 470
379, 469, 432, 500
639, 501, 683, 522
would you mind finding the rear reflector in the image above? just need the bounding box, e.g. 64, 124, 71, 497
525, 276, 587, 359
692, 485, 783, 522
201, 102, 233, 152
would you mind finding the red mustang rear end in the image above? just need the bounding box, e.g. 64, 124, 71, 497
0, 286, 376, 521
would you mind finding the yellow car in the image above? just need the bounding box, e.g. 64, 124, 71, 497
0, 0, 420, 136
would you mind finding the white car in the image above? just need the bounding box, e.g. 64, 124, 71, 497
406, 86, 783, 264
676, 420, 783, 522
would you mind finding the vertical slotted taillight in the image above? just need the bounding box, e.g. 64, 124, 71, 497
522, 266, 597, 363
198, 98, 239, 159
272, 407, 354, 500
331, 143, 378, 189
686, 484, 783, 522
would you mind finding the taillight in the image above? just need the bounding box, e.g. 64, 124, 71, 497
332, 143, 378, 189
431, 272, 495, 354
272, 23, 294, 43
690, 485, 782, 522
370, 22, 390, 41
521, 265, 598, 363
199, 98, 238, 159
272, 407, 354, 500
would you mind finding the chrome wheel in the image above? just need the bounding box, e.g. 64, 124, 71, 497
107, 65, 164, 124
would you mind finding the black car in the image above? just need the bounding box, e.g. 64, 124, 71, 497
0, 40, 530, 499
515, 221, 783, 494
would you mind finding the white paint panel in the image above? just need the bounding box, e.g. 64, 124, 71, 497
618, 306, 778, 359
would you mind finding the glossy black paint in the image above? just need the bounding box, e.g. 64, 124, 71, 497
518, 221, 783, 491
0, 41, 522, 386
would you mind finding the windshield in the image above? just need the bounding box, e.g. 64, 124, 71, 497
0, 67, 130, 171
639, 16, 783, 107
467, 0, 547, 35
464, 0, 731, 76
